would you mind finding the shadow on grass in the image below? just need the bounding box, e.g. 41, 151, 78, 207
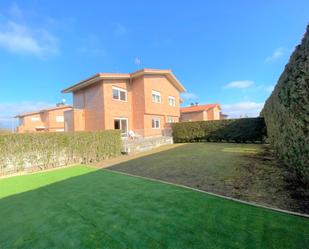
109, 143, 308, 214
1, 166, 308, 249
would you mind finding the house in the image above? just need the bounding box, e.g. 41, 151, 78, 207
180, 104, 222, 122
220, 113, 228, 120
15, 104, 72, 133
61, 68, 186, 137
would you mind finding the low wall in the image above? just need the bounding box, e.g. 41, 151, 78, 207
122, 136, 173, 154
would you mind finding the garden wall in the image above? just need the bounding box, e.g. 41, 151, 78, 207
172, 118, 266, 143
0, 130, 122, 175
261, 25, 309, 184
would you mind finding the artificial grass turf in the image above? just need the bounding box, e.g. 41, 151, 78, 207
0, 166, 308, 248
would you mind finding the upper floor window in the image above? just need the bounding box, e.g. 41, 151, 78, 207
31, 117, 40, 122
152, 90, 161, 103
56, 116, 64, 123
152, 117, 161, 129
168, 96, 176, 106
112, 86, 127, 101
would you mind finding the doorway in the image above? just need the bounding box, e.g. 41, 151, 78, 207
114, 118, 128, 136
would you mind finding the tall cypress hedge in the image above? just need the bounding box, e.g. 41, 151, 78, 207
0, 130, 122, 175
261, 25, 309, 184
172, 118, 266, 143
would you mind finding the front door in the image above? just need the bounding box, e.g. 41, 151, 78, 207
114, 118, 128, 136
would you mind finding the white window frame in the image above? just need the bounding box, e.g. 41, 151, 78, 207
114, 117, 129, 136
152, 90, 161, 103
56, 116, 64, 123
31, 117, 40, 122
167, 117, 175, 123
112, 86, 128, 102
168, 96, 176, 106
152, 117, 161, 129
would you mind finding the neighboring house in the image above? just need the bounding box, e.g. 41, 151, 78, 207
180, 104, 222, 122
62, 68, 186, 137
220, 113, 229, 120
15, 104, 72, 133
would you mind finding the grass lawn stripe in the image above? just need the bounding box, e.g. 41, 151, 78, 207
0, 166, 308, 249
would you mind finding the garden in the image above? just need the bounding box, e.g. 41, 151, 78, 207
0, 166, 308, 249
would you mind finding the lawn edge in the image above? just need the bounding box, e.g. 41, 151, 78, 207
104, 168, 309, 218
0, 164, 90, 180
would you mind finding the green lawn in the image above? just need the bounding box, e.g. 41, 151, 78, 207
0, 166, 308, 248
110, 143, 307, 212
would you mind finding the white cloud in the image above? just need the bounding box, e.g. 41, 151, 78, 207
0, 21, 59, 57
265, 47, 284, 63
181, 92, 199, 100
222, 101, 264, 118
0, 101, 54, 128
224, 80, 254, 89
0, 3, 59, 57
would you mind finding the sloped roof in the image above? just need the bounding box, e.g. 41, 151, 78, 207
61, 68, 186, 93
180, 104, 221, 113
15, 105, 72, 118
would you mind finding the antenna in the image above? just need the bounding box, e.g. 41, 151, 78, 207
134, 57, 141, 69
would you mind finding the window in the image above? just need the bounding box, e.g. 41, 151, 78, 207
112, 87, 127, 101
56, 116, 64, 123
31, 117, 40, 122
152, 90, 161, 103
114, 118, 128, 136
152, 118, 160, 129
168, 96, 176, 106
167, 117, 175, 123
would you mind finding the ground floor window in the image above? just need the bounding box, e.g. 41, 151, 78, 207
152, 118, 160, 129
114, 118, 128, 136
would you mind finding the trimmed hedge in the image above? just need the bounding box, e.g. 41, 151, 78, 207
0, 130, 122, 175
261, 25, 309, 184
0, 129, 10, 135
172, 118, 266, 143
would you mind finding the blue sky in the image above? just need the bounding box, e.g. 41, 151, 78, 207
0, 0, 308, 128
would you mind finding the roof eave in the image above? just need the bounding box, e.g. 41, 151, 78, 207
61, 74, 131, 93
62, 68, 186, 93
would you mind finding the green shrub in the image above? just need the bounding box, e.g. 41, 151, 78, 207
261, 25, 309, 185
0, 129, 10, 135
0, 130, 122, 175
172, 118, 266, 143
